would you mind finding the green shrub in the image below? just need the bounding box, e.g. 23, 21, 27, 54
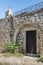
7, 42, 20, 53
7, 42, 15, 53
38, 56, 43, 62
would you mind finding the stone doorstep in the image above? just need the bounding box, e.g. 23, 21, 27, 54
26, 53, 40, 57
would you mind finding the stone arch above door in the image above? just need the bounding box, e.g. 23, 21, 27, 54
14, 23, 39, 41
14, 23, 40, 55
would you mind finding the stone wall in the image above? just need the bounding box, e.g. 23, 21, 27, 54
0, 9, 43, 56
0, 18, 11, 51
13, 10, 43, 56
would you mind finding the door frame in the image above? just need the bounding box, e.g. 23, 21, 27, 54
26, 30, 36, 54
23, 29, 40, 56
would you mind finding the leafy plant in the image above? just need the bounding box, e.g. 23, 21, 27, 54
7, 42, 20, 53
38, 56, 43, 62
7, 42, 15, 53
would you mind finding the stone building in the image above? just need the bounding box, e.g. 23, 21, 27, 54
0, 2, 43, 56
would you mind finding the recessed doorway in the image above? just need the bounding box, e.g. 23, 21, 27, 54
26, 30, 36, 54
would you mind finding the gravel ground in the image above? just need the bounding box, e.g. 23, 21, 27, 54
0, 56, 43, 65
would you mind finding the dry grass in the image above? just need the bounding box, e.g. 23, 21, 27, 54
0, 52, 24, 57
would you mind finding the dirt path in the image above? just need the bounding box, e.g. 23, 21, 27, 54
0, 56, 43, 65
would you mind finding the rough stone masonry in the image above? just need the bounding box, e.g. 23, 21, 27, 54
0, 2, 43, 56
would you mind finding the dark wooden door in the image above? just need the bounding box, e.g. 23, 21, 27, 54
26, 31, 36, 54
